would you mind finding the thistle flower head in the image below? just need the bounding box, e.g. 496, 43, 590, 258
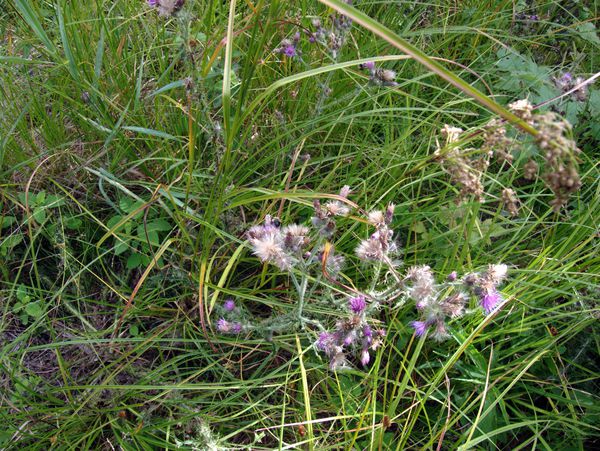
282, 224, 310, 252
367, 210, 385, 226
356, 227, 395, 262
316, 332, 334, 353
223, 299, 235, 312
410, 320, 430, 337
152, 0, 185, 16
481, 291, 502, 314
405, 265, 435, 306
363, 61, 375, 71
348, 295, 367, 314
440, 292, 467, 318
324, 200, 350, 217
216, 318, 231, 333
487, 264, 508, 284
247, 216, 294, 270
360, 349, 371, 366
276, 39, 298, 58
431, 319, 449, 341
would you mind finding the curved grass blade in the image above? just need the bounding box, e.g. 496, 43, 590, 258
317, 0, 538, 136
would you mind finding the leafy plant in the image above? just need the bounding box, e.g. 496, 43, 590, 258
12, 284, 45, 325
106, 197, 173, 269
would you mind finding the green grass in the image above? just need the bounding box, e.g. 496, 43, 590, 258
1, 0, 599, 449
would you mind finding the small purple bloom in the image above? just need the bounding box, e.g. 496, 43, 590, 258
447, 271, 458, 282
410, 320, 429, 337
147, 0, 158, 6
231, 322, 242, 334
224, 299, 235, 312
416, 299, 428, 310
481, 291, 501, 314
282, 45, 297, 58
363, 324, 372, 338
343, 333, 355, 346
348, 295, 367, 314
561, 72, 572, 83
360, 349, 370, 366
363, 61, 375, 71
216, 318, 230, 333
316, 332, 333, 351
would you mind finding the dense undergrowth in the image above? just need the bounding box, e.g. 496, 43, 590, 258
1, 0, 599, 449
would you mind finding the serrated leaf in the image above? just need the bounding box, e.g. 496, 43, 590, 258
575, 22, 600, 45
0, 216, 16, 229
25, 301, 44, 318
64, 217, 82, 230
114, 239, 129, 255
0, 234, 23, 255
32, 208, 46, 224
126, 252, 143, 269
35, 191, 46, 204
107, 215, 124, 229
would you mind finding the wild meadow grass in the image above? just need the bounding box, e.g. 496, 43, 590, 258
1, 0, 599, 449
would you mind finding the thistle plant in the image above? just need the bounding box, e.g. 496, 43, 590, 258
405, 264, 509, 341
147, 0, 185, 17
216, 189, 512, 370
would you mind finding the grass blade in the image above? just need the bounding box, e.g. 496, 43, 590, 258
317, 0, 538, 136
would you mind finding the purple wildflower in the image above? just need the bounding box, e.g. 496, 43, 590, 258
316, 332, 333, 351
231, 322, 242, 334
216, 318, 230, 333
224, 299, 235, 312
360, 349, 370, 366
348, 295, 367, 314
363, 324, 372, 338
481, 291, 501, 314
282, 45, 297, 57
147, 0, 158, 6
364, 61, 375, 71
447, 271, 458, 282
410, 320, 430, 337
343, 332, 355, 346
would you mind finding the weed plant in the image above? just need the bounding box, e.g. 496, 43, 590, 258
1, 0, 599, 449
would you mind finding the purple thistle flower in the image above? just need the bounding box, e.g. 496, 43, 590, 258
147, 0, 158, 6
216, 318, 230, 333
348, 295, 367, 314
481, 291, 502, 314
363, 324, 372, 338
343, 332, 355, 346
561, 72, 572, 83
363, 61, 375, 71
282, 45, 297, 57
224, 299, 235, 312
447, 271, 458, 282
231, 322, 242, 334
360, 349, 370, 366
410, 320, 429, 337
316, 332, 333, 351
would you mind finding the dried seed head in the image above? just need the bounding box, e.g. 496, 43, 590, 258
501, 188, 520, 217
